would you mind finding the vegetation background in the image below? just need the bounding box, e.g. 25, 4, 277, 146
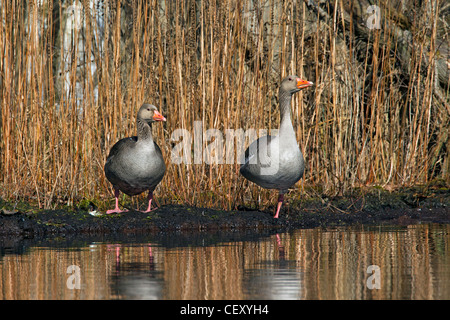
1, 0, 449, 211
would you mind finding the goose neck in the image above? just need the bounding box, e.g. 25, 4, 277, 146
278, 89, 294, 136
137, 119, 154, 142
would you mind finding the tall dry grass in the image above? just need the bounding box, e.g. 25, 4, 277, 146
0, 0, 449, 210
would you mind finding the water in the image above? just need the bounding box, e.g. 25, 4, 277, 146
0, 224, 449, 300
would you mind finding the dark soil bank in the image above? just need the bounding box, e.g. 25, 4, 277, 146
1, 187, 449, 239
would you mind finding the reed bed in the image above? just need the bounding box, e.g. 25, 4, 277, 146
1, 0, 449, 210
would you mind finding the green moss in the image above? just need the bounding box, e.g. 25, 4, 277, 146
44, 221, 66, 228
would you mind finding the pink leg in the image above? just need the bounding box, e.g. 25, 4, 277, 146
106, 189, 129, 214
115, 246, 120, 264
148, 244, 154, 264
276, 234, 285, 259
107, 244, 121, 264
143, 191, 158, 213
273, 193, 284, 218
276, 234, 282, 247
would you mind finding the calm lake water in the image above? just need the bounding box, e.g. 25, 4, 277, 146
0, 224, 449, 300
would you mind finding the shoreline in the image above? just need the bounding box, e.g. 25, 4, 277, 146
1, 187, 448, 240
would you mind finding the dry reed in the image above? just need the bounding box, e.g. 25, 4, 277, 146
0, 0, 448, 210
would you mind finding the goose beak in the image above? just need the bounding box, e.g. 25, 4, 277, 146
297, 78, 313, 89
153, 110, 166, 121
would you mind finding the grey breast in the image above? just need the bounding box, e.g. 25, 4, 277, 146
105, 138, 166, 196
240, 135, 304, 192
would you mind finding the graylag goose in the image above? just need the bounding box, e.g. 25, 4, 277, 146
104, 104, 166, 214
240, 76, 313, 218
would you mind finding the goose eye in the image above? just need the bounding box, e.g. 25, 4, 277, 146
288, 77, 292, 81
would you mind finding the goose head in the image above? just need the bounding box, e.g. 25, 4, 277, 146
280, 75, 313, 94
138, 104, 166, 123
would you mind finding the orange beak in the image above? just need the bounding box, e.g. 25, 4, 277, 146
153, 110, 166, 121
297, 78, 314, 89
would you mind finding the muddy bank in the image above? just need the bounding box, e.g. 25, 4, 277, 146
0, 187, 448, 239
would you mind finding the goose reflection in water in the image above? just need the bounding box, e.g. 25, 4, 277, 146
242, 234, 304, 300
108, 244, 163, 300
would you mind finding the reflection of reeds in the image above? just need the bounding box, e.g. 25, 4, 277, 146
0, 1, 448, 210
0, 225, 448, 299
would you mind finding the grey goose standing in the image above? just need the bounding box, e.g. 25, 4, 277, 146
104, 104, 166, 214
240, 75, 313, 218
